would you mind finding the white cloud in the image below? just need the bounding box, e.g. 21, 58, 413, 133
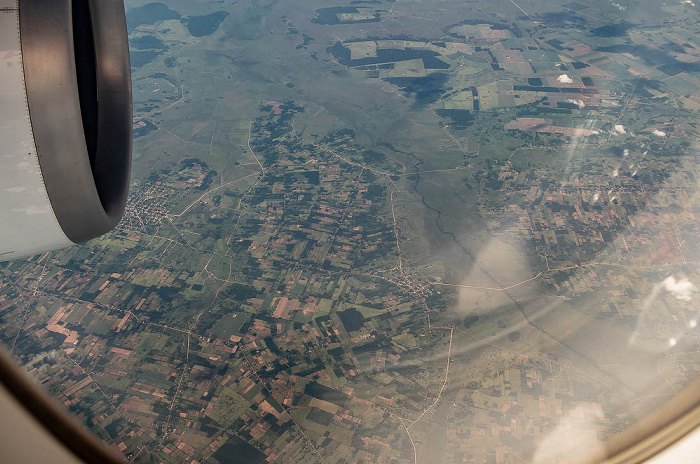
623, 148, 629, 157
567, 98, 586, 109
662, 276, 697, 302
532, 404, 604, 464
557, 74, 573, 84
652, 129, 666, 137
613, 124, 626, 135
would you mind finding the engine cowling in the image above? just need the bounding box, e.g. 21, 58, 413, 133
0, 0, 131, 261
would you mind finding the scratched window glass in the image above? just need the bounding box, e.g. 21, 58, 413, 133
4, 0, 700, 463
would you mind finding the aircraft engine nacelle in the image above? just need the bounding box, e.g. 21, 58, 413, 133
0, 0, 131, 261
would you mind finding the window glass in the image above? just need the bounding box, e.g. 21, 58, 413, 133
4, 0, 700, 462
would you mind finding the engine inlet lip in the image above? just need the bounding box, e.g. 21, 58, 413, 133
19, 0, 132, 244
